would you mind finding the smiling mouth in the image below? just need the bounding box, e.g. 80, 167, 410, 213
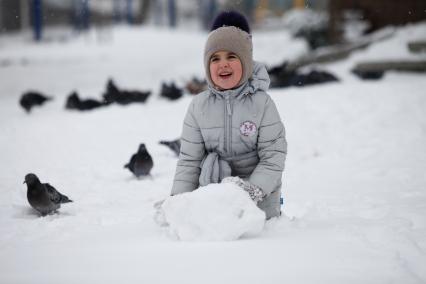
219, 72, 233, 79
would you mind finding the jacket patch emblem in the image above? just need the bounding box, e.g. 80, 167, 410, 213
240, 121, 257, 137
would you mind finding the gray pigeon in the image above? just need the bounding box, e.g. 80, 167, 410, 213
24, 173, 73, 216
124, 143, 154, 178
159, 139, 181, 156
20, 91, 53, 113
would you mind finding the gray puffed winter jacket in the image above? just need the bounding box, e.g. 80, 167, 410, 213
172, 62, 287, 219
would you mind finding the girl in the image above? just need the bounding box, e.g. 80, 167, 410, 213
171, 11, 287, 219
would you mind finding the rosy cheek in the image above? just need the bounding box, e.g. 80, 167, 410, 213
209, 64, 217, 75
211, 68, 217, 77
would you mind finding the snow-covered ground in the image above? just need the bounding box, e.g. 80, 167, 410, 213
0, 22, 425, 283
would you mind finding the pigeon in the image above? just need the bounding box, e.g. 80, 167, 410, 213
103, 79, 121, 105
124, 143, 154, 178
352, 69, 384, 80
103, 79, 151, 105
268, 62, 338, 88
185, 77, 207, 94
65, 91, 105, 111
159, 139, 181, 156
24, 173, 73, 216
160, 81, 183, 100
120, 90, 151, 104
19, 91, 53, 113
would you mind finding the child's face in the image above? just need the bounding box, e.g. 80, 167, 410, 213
209, 51, 243, 90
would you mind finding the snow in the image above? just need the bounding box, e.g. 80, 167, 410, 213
0, 22, 426, 283
161, 183, 265, 241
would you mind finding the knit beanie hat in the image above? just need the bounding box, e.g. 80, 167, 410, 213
204, 11, 253, 89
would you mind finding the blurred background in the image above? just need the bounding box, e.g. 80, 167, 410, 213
1, 0, 425, 45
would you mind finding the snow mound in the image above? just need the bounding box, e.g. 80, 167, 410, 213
161, 183, 266, 241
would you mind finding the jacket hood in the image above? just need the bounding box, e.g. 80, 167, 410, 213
248, 61, 270, 94
208, 61, 270, 99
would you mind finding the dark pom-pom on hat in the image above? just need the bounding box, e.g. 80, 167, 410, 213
210, 10, 250, 34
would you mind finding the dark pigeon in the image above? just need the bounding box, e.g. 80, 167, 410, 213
160, 82, 183, 100
19, 91, 52, 113
185, 77, 207, 94
352, 69, 384, 80
65, 91, 105, 111
103, 79, 121, 104
124, 143, 154, 178
294, 70, 339, 86
103, 79, 151, 105
159, 139, 181, 156
24, 173, 73, 216
269, 62, 339, 88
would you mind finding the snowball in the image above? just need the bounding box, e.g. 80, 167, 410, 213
161, 183, 266, 241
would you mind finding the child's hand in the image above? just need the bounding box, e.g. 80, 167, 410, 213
221, 176, 264, 204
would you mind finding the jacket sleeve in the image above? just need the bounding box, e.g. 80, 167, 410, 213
171, 99, 206, 195
248, 96, 287, 195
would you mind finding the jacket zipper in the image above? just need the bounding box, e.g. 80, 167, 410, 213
225, 97, 232, 154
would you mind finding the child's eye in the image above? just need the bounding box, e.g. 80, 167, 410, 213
228, 54, 237, 59
210, 57, 219, 62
